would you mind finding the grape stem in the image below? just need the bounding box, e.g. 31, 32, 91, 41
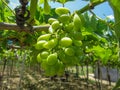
76, 0, 107, 14
0, 0, 108, 32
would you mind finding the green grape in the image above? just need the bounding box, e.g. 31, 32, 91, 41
37, 34, 51, 41
60, 37, 72, 47
37, 53, 42, 63
58, 14, 70, 24
51, 21, 60, 30
40, 51, 49, 59
45, 60, 64, 76
48, 26, 54, 33
53, 61, 60, 69
73, 13, 82, 30
48, 18, 57, 24
43, 38, 58, 49
59, 53, 71, 65
58, 49, 66, 60
64, 22, 74, 32
73, 31, 83, 40
45, 66, 57, 76
73, 40, 82, 47
57, 61, 65, 76
41, 60, 48, 70
59, 51, 79, 66
35, 6, 86, 76
35, 40, 47, 50
64, 47, 75, 56
47, 53, 58, 65
55, 7, 70, 15
44, 68, 51, 76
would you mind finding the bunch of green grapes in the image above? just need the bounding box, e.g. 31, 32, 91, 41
35, 7, 84, 76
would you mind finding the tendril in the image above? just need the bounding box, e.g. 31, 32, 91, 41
15, 0, 30, 28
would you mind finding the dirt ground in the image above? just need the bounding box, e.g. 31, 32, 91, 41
0, 66, 115, 90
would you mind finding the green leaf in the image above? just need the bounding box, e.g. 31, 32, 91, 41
82, 30, 99, 41
108, 0, 120, 38
109, 0, 120, 12
90, 45, 112, 64
90, 15, 97, 31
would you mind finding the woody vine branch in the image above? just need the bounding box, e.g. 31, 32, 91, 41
0, 0, 107, 32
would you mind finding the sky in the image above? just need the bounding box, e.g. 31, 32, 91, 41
9, 0, 114, 19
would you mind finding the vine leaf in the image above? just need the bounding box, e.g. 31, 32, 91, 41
108, 0, 120, 39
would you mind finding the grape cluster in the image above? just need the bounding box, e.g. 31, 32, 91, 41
35, 7, 84, 76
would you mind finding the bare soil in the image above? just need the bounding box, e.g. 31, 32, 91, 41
0, 66, 115, 90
